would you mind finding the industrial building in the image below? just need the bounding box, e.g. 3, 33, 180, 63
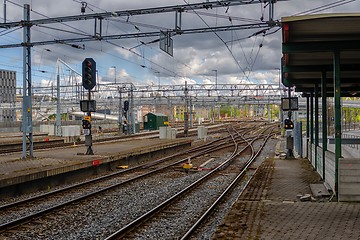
0, 69, 16, 122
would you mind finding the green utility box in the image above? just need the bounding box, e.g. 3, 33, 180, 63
143, 113, 169, 130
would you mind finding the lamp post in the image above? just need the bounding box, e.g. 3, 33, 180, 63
111, 66, 116, 84
155, 71, 160, 91
212, 69, 217, 91
275, 67, 281, 90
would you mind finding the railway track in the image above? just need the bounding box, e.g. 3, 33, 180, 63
0, 123, 249, 234
0, 124, 227, 154
105, 124, 277, 239
0, 122, 279, 239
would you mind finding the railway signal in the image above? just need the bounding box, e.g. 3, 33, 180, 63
82, 58, 96, 90
81, 58, 96, 155
82, 119, 91, 130
284, 118, 294, 129
123, 100, 129, 112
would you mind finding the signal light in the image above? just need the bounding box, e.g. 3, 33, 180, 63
82, 119, 91, 129
82, 58, 96, 90
124, 100, 129, 112
284, 119, 294, 129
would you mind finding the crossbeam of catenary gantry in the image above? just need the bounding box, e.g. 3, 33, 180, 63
0, 23, 272, 48
0, 0, 285, 29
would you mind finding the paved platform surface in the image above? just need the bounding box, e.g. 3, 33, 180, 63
213, 157, 360, 240
0, 137, 190, 188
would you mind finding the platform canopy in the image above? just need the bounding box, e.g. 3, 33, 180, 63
281, 13, 360, 96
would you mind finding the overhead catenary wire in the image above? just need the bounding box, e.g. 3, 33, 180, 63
0, 26, 22, 37
105, 40, 183, 78
6, 0, 92, 36
72, 0, 192, 74
182, 0, 251, 82
4, 0, 184, 81
293, 0, 357, 15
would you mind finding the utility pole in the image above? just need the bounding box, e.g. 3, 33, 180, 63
212, 69, 217, 92
3, 0, 6, 23
118, 86, 123, 134
56, 65, 62, 136
21, 4, 33, 159
112, 66, 116, 84
184, 81, 189, 137
130, 83, 135, 134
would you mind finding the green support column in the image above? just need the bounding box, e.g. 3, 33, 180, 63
314, 84, 319, 171
306, 96, 310, 159
333, 51, 342, 197
321, 71, 327, 180
310, 92, 314, 165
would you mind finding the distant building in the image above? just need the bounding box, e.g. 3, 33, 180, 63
0, 69, 16, 122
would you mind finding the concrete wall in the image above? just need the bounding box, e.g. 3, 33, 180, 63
302, 137, 309, 158
304, 138, 360, 202
309, 143, 336, 194
317, 146, 323, 178
311, 143, 316, 168
324, 151, 336, 193
339, 158, 360, 202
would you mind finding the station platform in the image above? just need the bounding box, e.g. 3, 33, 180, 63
0, 137, 190, 194
213, 153, 360, 239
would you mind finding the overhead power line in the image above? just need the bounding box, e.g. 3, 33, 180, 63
294, 0, 357, 15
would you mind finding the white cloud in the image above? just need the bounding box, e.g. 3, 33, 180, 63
0, 0, 358, 87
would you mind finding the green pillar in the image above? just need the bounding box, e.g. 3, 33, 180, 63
333, 51, 341, 197
310, 92, 314, 164
321, 71, 327, 180
314, 84, 319, 171
306, 96, 310, 158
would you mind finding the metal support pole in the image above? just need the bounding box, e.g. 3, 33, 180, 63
56, 65, 62, 136
212, 70, 217, 92
118, 86, 122, 133
175, 10, 182, 33
310, 92, 314, 163
189, 97, 193, 128
334, 51, 342, 198
85, 90, 94, 155
268, 0, 275, 23
321, 71, 327, 180
3, 0, 6, 23
130, 84, 135, 134
168, 97, 173, 122
306, 96, 310, 158
22, 4, 33, 159
286, 87, 294, 158
126, 89, 130, 135
184, 81, 189, 137
314, 84, 319, 171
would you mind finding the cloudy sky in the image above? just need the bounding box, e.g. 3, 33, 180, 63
0, 0, 358, 88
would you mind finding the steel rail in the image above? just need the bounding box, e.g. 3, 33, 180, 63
0, 124, 250, 231
104, 126, 243, 239
180, 126, 276, 239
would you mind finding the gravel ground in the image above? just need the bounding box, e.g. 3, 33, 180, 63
1, 155, 220, 239
1, 125, 279, 240
192, 136, 279, 239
